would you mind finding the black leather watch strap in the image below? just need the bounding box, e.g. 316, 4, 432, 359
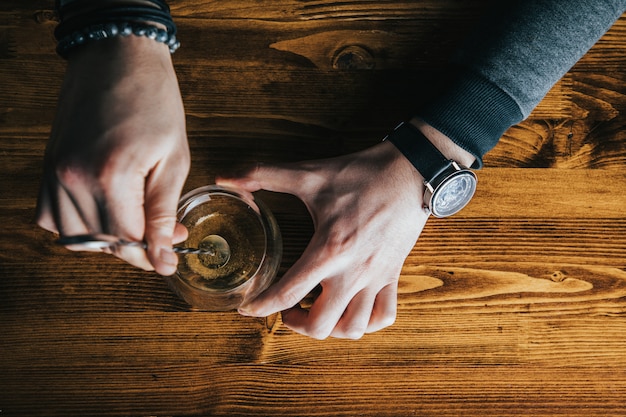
385, 122, 453, 182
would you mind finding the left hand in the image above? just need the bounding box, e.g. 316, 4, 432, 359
217, 140, 429, 339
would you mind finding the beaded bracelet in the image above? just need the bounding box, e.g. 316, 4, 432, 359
54, 0, 178, 59
56, 21, 180, 59
54, 6, 177, 40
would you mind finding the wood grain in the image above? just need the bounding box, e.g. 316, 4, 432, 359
1, 1, 625, 416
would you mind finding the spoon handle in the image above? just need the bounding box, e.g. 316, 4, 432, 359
55, 234, 215, 255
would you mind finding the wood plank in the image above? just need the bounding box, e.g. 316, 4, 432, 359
3, 311, 625, 372
2, 67, 623, 168
3, 168, 626, 259
5, 3, 625, 70
2, 170, 626, 322
1, 6, 625, 132
2, 5, 625, 175
2, 313, 625, 415
1, 1, 625, 416
467, 168, 626, 218
4, 364, 625, 416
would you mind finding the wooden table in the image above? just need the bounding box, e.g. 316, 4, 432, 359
1, 1, 625, 415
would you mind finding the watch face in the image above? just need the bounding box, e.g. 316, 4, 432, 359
430, 170, 477, 217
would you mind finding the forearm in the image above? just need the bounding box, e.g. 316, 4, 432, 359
417, 0, 626, 167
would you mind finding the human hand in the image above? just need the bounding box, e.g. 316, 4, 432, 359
217, 140, 429, 339
36, 35, 190, 275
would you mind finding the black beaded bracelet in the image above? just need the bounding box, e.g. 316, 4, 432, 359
56, 21, 180, 58
54, 0, 178, 59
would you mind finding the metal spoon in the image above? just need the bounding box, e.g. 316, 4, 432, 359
55, 233, 216, 255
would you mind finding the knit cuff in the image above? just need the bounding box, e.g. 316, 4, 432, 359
417, 69, 524, 168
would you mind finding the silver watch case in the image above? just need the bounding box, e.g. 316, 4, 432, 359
424, 161, 477, 218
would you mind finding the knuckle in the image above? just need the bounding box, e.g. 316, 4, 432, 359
307, 326, 332, 340
55, 163, 88, 188
318, 237, 356, 268
297, 319, 333, 340
146, 213, 176, 230
276, 290, 304, 310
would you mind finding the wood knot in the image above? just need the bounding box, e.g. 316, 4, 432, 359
332, 46, 375, 70
33, 10, 59, 24
550, 271, 567, 282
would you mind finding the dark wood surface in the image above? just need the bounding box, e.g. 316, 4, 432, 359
1, 1, 625, 415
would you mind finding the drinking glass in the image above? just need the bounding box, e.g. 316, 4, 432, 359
164, 185, 282, 311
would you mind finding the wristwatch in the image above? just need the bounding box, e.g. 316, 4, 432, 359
384, 122, 477, 218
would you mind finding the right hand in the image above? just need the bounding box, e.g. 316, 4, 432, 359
218, 140, 428, 339
36, 35, 190, 276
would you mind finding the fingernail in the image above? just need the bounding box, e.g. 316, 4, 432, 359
238, 303, 255, 316
160, 246, 178, 267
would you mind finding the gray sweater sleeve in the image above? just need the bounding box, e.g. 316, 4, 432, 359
417, 0, 626, 168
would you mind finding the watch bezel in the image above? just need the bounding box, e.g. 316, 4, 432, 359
423, 162, 477, 218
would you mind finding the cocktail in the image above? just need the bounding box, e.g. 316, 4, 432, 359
165, 185, 282, 311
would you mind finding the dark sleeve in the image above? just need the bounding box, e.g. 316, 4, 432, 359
417, 0, 626, 168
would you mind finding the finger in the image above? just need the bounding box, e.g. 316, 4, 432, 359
215, 163, 264, 192
97, 168, 154, 270
35, 180, 58, 234
142, 160, 189, 276
280, 279, 355, 340
36, 177, 140, 263
109, 245, 154, 270
49, 181, 96, 237
172, 222, 188, 244
238, 242, 334, 317
217, 162, 316, 196
53, 162, 114, 235
330, 289, 378, 339
366, 282, 398, 334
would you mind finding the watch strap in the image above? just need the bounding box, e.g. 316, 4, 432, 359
385, 122, 452, 182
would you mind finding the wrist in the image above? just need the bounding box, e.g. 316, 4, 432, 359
385, 121, 478, 217
408, 117, 476, 168
66, 29, 172, 69
381, 139, 428, 197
